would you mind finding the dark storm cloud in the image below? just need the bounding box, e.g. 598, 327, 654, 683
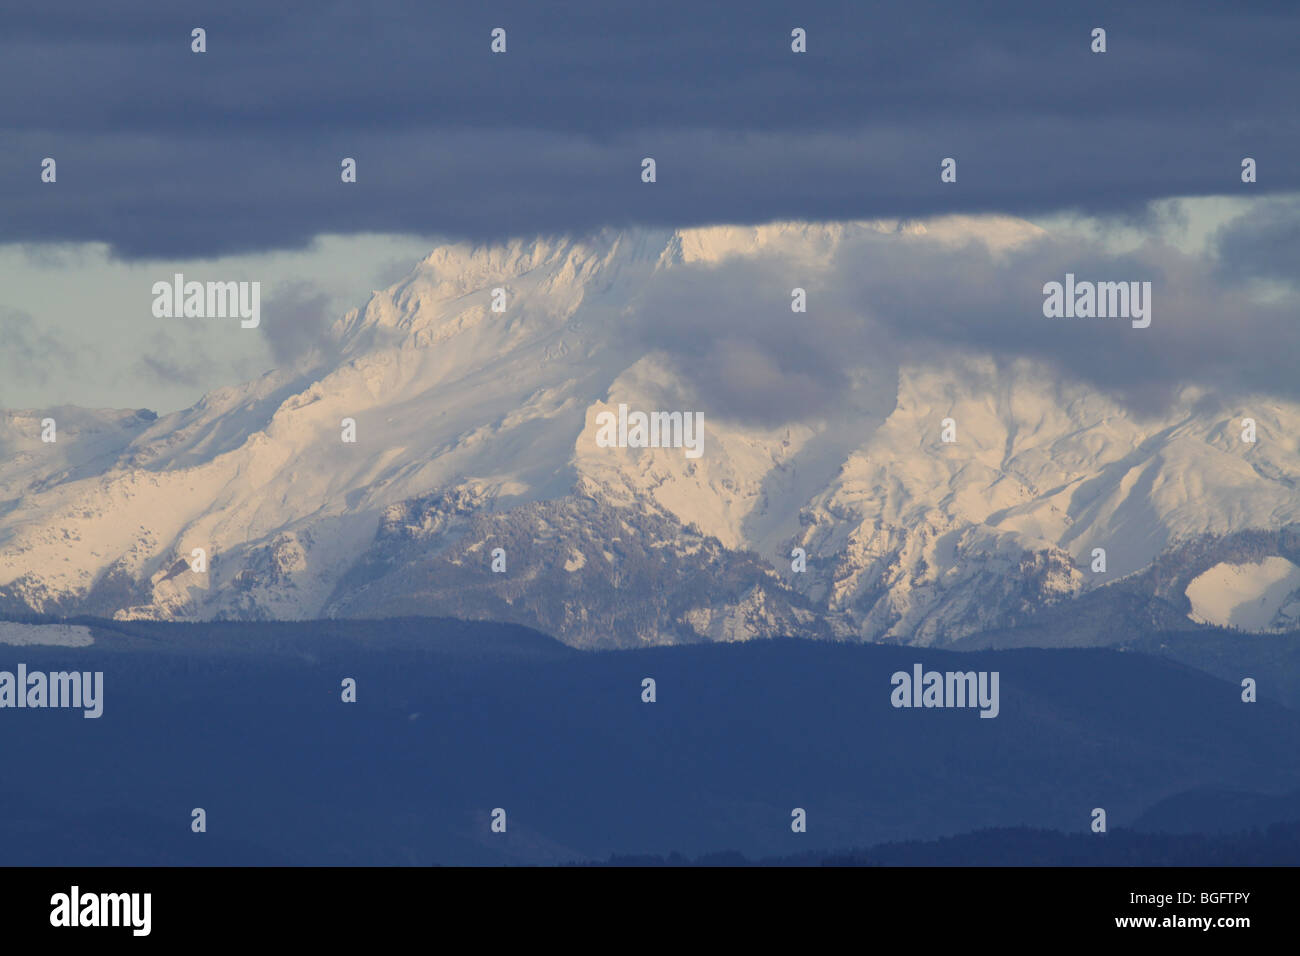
259, 281, 333, 364
631, 227, 1300, 424
1213, 198, 1300, 284
630, 255, 868, 424
1, 0, 1296, 258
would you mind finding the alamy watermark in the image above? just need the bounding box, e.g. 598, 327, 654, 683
594, 403, 704, 459
1042, 273, 1151, 328
890, 663, 1000, 718
0, 664, 103, 718
50, 886, 150, 936
152, 273, 260, 328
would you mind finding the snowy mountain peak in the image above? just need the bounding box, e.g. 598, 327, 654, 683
0, 215, 1295, 647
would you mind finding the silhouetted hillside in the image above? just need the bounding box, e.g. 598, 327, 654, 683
1131, 787, 1300, 835
0, 617, 1295, 864
592, 821, 1300, 866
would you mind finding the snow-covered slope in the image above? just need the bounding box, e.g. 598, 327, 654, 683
1, 217, 1298, 646
1186, 557, 1300, 631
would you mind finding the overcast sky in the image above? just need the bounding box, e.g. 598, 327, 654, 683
1, 1, 1296, 412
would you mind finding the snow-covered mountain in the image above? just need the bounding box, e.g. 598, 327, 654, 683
2, 217, 1298, 647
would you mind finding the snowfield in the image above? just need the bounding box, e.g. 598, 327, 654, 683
0, 622, 94, 647
1186, 557, 1300, 632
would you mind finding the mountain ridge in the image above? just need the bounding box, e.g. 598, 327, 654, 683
2, 216, 1298, 646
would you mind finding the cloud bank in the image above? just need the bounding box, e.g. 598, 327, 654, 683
1, 0, 1296, 258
